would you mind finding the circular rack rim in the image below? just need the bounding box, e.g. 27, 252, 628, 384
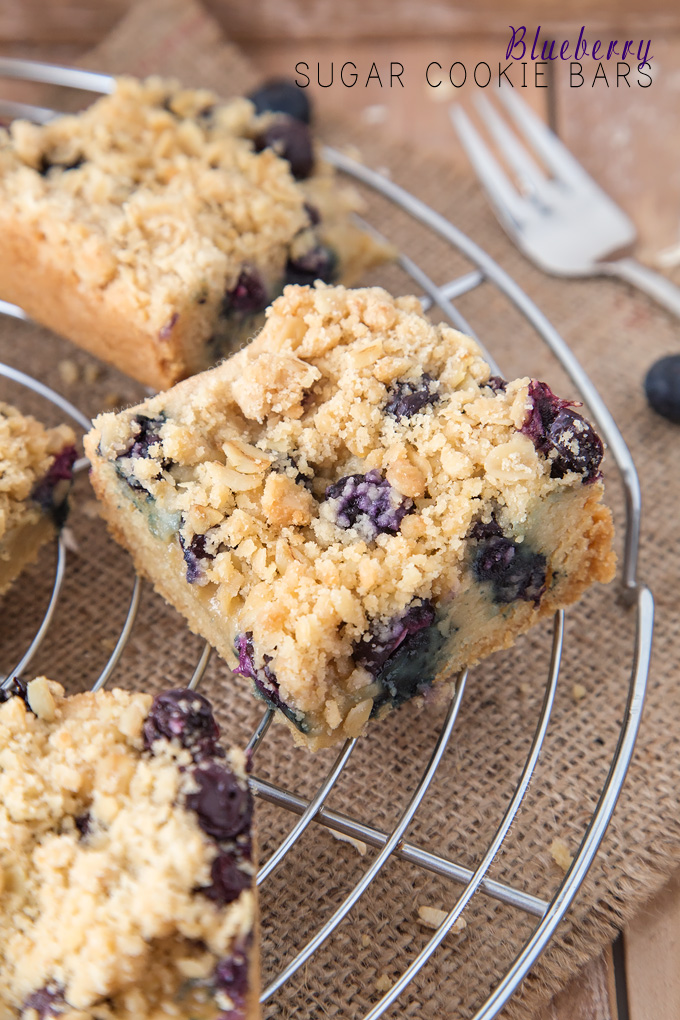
0, 57, 654, 1020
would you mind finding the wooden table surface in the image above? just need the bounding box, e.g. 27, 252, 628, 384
2, 2, 679, 1017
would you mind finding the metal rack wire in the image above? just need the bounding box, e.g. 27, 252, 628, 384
0, 60, 654, 1020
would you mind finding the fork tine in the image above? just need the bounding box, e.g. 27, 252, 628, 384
497, 89, 595, 190
449, 106, 529, 230
473, 95, 547, 197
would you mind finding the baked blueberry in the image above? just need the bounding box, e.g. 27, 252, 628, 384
179, 531, 213, 583
185, 761, 252, 841
521, 380, 603, 483
201, 850, 252, 906
385, 374, 439, 419
645, 354, 680, 424
354, 600, 447, 713
248, 78, 311, 123
223, 267, 269, 317
38, 154, 85, 176
119, 415, 165, 460
325, 470, 414, 538
473, 536, 546, 604
21, 984, 64, 1019
285, 245, 337, 286
469, 518, 503, 541
0, 676, 30, 706
143, 689, 220, 756
486, 375, 507, 393
254, 116, 314, 180
214, 937, 251, 1015
234, 633, 309, 732
546, 408, 604, 482
354, 600, 436, 674
30, 445, 77, 527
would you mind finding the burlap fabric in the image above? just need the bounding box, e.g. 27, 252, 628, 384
1, 2, 678, 1016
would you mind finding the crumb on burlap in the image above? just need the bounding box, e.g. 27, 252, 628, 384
572, 683, 587, 702
58, 359, 80, 386
375, 975, 392, 993
417, 905, 466, 932
330, 830, 367, 855
550, 837, 574, 872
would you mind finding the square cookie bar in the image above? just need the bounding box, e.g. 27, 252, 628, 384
0, 402, 76, 596
85, 284, 616, 750
0, 77, 391, 390
0, 679, 259, 1020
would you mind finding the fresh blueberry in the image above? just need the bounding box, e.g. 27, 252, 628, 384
521, 380, 603, 483
248, 79, 311, 123
179, 531, 214, 584
21, 984, 64, 1019
486, 375, 507, 393
185, 761, 252, 841
546, 408, 604, 482
385, 374, 439, 419
201, 850, 251, 906
284, 245, 337, 286
143, 689, 220, 757
325, 470, 414, 538
254, 116, 314, 180
473, 535, 546, 604
31, 445, 77, 527
645, 354, 680, 424
233, 633, 310, 733
223, 267, 269, 317
214, 937, 251, 1015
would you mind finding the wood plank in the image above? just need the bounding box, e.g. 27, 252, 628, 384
625, 871, 680, 1020
204, 0, 680, 41
539, 948, 618, 1020
0, 0, 677, 48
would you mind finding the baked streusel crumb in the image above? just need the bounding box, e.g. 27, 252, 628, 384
0, 402, 76, 596
0, 76, 391, 389
0, 680, 259, 1020
85, 283, 616, 749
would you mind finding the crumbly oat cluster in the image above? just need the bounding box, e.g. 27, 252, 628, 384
0, 679, 258, 1020
86, 284, 616, 749
0, 77, 390, 389
0, 402, 76, 595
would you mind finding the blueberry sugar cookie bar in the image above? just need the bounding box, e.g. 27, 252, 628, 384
85, 283, 616, 750
0, 402, 76, 596
0, 76, 391, 390
0, 679, 259, 1020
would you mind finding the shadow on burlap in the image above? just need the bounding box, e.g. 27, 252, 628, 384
1, 1, 678, 1017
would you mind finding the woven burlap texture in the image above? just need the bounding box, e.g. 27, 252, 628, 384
1, 2, 677, 1018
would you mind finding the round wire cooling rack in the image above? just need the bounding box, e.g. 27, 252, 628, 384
0, 59, 655, 1020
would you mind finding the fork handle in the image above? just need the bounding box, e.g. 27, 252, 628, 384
599, 257, 680, 320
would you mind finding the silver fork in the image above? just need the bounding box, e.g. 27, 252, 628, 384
451, 90, 680, 319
